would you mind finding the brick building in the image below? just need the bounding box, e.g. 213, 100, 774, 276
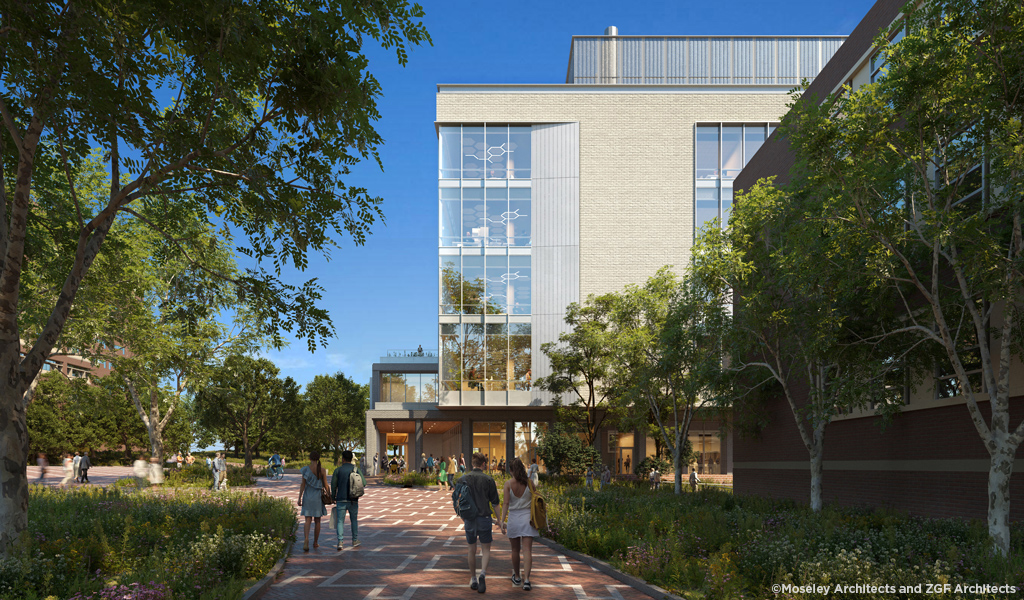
732, 0, 1024, 519
365, 27, 844, 476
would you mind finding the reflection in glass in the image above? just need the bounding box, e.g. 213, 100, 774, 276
440, 257, 460, 314
721, 127, 742, 178
695, 127, 719, 179
440, 188, 460, 246
510, 323, 531, 389
485, 323, 509, 389
508, 188, 531, 246
464, 324, 485, 389
695, 188, 719, 232
462, 255, 484, 314
462, 188, 485, 246
744, 125, 766, 165
508, 127, 531, 179
514, 422, 545, 468
486, 254, 508, 314
472, 422, 507, 467
441, 324, 461, 391
484, 126, 509, 179
486, 187, 509, 246
462, 126, 485, 179
722, 188, 733, 225
509, 255, 531, 315
440, 127, 461, 178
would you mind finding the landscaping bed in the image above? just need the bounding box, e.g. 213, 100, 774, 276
1, 485, 294, 600
543, 484, 1024, 599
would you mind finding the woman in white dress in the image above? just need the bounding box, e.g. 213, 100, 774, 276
500, 458, 539, 591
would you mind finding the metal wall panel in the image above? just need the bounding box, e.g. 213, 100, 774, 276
689, 39, 708, 84
800, 38, 820, 81
756, 39, 776, 84
645, 38, 664, 84
733, 38, 753, 84
822, 38, 844, 66
778, 38, 800, 85
709, 38, 731, 84
666, 39, 687, 84
573, 38, 602, 84
619, 38, 644, 84
530, 123, 580, 407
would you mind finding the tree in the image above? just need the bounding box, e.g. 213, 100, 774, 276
0, 1, 430, 552
775, 0, 1024, 551
304, 371, 369, 464
535, 423, 600, 477
604, 267, 730, 495
535, 298, 617, 447
194, 354, 296, 468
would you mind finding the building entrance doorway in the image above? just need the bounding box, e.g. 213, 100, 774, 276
618, 448, 633, 475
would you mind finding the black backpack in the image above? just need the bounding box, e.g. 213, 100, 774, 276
452, 479, 479, 519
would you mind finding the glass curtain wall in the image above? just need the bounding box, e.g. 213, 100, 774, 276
694, 123, 777, 233
440, 124, 532, 401
380, 373, 440, 403
514, 422, 546, 469
472, 422, 507, 470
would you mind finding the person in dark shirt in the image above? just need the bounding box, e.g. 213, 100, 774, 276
331, 450, 363, 550
460, 452, 500, 592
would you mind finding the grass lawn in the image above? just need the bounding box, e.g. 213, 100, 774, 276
1, 485, 294, 600
543, 483, 1024, 600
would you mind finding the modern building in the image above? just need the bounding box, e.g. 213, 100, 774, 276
732, 0, 1024, 519
365, 28, 845, 476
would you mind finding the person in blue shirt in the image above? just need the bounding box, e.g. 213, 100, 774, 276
331, 450, 363, 550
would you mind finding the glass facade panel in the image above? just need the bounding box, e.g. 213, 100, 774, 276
441, 323, 461, 391
508, 188, 531, 246
722, 188, 733, 224
485, 187, 509, 246
380, 373, 440, 403
462, 255, 485, 314
510, 323, 532, 389
440, 256, 460, 314
485, 254, 509, 314
695, 188, 720, 232
464, 323, 485, 389
440, 127, 461, 178
508, 127, 531, 179
721, 127, 743, 178
472, 422, 507, 469
744, 126, 766, 165
485, 323, 509, 390
484, 126, 509, 179
514, 422, 546, 468
695, 127, 719, 179
462, 188, 485, 246
688, 433, 722, 474
509, 255, 531, 315
440, 188, 460, 246
462, 126, 485, 179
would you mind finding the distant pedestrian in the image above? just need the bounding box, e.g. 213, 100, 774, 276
600, 465, 611, 491
689, 469, 701, 492
134, 455, 149, 488
373, 452, 379, 476
213, 453, 227, 490
448, 455, 458, 486
298, 450, 330, 552
459, 452, 501, 592
59, 454, 74, 487
175, 452, 183, 469
428, 453, 435, 475
421, 452, 427, 474
500, 458, 540, 591
649, 467, 658, 491
438, 456, 449, 492
35, 453, 48, 483
72, 452, 81, 483
459, 453, 466, 473
186, 453, 195, 466
79, 452, 92, 483
528, 458, 540, 487
585, 466, 594, 490
148, 456, 163, 485
331, 449, 362, 550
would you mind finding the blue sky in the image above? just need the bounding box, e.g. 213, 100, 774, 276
262, 0, 877, 389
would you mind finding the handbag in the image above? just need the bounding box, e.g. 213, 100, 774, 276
527, 480, 548, 531
329, 506, 338, 529
319, 467, 335, 506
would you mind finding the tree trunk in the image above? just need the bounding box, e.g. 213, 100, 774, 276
0, 387, 29, 555
809, 442, 823, 512
242, 425, 252, 468
673, 429, 683, 495
988, 443, 1015, 556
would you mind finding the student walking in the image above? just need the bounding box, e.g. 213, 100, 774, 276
438, 456, 449, 492
585, 466, 594, 490
600, 465, 611, 491
331, 450, 363, 550
35, 454, 48, 483
527, 458, 540, 486
59, 454, 74, 487
459, 453, 466, 473
298, 450, 330, 552
447, 455, 458, 487
72, 452, 81, 483
689, 469, 701, 492
213, 453, 227, 490
459, 452, 501, 592
79, 452, 92, 483
500, 458, 540, 590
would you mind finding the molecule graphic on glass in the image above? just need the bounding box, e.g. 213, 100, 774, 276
466, 143, 513, 163
483, 209, 527, 226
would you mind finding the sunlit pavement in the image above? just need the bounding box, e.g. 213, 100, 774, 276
23, 466, 655, 599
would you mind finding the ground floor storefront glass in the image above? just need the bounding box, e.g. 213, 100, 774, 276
513, 422, 546, 470
472, 422, 506, 470
688, 432, 722, 474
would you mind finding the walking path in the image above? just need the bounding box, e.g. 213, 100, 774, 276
25, 466, 655, 600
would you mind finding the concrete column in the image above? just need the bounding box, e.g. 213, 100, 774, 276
462, 417, 473, 465
414, 420, 424, 472
365, 414, 376, 473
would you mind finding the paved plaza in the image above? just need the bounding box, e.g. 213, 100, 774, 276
24, 466, 655, 600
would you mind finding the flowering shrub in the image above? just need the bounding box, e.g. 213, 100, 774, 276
543, 483, 1024, 598
6, 486, 293, 600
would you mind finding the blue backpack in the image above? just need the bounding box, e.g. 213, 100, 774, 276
452, 479, 479, 519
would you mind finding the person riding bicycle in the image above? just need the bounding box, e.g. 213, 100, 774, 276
269, 452, 284, 479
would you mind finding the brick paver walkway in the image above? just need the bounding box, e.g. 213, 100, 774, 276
252, 476, 653, 600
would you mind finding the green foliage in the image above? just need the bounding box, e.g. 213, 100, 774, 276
543, 483, 1024, 599
0, 486, 293, 600
193, 355, 297, 468
536, 423, 600, 476
303, 372, 369, 464
162, 465, 258, 488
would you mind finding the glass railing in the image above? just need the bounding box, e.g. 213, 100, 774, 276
386, 349, 438, 358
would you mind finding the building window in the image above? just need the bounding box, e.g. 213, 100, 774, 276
381, 373, 439, 403
439, 253, 531, 316
514, 422, 546, 468
688, 432, 722, 474
472, 422, 507, 469
694, 123, 776, 233
870, 26, 906, 83
439, 125, 531, 180
441, 322, 531, 392
936, 347, 984, 399
439, 184, 531, 248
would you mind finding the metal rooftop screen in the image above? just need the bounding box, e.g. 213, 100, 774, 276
567, 36, 846, 85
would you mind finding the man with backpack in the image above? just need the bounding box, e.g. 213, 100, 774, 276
331, 450, 365, 550
452, 452, 500, 593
